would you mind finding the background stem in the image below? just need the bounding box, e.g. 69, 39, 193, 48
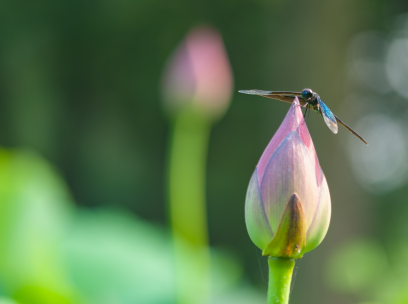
167, 108, 212, 304
267, 257, 295, 304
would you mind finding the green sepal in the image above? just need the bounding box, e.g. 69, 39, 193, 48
262, 194, 306, 259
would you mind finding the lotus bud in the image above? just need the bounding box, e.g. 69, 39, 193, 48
161, 26, 233, 120
245, 98, 331, 259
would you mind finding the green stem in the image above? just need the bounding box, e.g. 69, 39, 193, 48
267, 257, 296, 304
167, 108, 212, 304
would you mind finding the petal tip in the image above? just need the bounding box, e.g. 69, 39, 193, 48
262, 193, 306, 259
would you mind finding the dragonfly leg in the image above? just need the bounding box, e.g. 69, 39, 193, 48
307, 104, 311, 118
303, 102, 309, 118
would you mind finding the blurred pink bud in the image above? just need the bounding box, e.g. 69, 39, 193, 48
245, 98, 331, 259
161, 26, 233, 119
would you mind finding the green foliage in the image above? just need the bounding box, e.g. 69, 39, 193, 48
327, 238, 387, 294
0, 149, 76, 303
327, 238, 408, 304
0, 148, 265, 304
62, 209, 177, 304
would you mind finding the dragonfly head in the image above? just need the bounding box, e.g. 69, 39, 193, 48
301, 88, 314, 101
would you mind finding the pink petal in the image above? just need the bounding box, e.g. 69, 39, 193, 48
186, 26, 233, 114
260, 131, 319, 234
245, 169, 273, 250
257, 97, 322, 186
161, 26, 233, 117
304, 172, 331, 253
161, 39, 196, 110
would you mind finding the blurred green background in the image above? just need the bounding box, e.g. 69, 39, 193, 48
0, 0, 408, 303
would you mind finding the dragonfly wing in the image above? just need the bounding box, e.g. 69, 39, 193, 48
239, 90, 307, 106
239, 89, 302, 96
317, 98, 338, 134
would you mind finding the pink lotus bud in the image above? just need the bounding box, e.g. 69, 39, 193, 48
245, 98, 331, 259
161, 26, 233, 119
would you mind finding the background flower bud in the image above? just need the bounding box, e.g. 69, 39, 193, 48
161, 26, 233, 119
245, 98, 331, 258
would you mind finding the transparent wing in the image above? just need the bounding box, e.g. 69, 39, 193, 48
239, 89, 302, 96
239, 90, 307, 106
317, 98, 338, 134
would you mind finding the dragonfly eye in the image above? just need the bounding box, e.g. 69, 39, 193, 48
301, 89, 313, 100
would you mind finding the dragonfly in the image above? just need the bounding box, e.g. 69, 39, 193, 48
239, 88, 368, 145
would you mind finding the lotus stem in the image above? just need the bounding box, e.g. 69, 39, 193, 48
267, 257, 296, 304
167, 108, 211, 304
